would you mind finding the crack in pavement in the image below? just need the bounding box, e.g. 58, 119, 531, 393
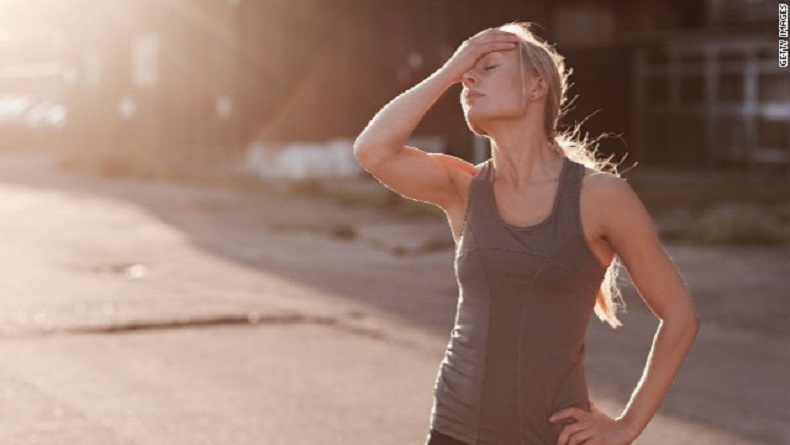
0, 311, 393, 342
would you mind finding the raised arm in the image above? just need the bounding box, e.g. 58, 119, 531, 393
352, 29, 520, 209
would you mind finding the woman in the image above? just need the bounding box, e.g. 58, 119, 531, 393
353, 22, 700, 445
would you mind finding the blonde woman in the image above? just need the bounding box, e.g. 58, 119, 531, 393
353, 22, 700, 445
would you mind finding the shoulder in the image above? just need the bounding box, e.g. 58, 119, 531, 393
580, 167, 657, 245
579, 166, 652, 232
580, 167, 639, 205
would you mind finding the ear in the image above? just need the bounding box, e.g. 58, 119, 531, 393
529, 75, 549, 100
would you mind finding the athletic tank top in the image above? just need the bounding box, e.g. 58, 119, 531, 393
429, 156, 608, 445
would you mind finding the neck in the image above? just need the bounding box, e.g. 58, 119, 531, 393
487, 121, 564, 187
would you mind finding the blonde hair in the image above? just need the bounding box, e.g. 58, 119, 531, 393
500, 21, 627, 329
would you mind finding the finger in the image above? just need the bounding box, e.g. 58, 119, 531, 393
469, 29, 519, 43
464, 42, 517, 64
555, 422, 584, 445
568, 427, 595, 445
473, 39, 520, 56
478, 42, 519, 53
473, 34, 520, 46
550, 407, 585, 423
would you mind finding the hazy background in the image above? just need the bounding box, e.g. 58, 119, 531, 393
0, 1, 787, 444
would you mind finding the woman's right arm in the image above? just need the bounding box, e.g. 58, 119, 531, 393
352, 29, 519, 209
353, 70, 463, 208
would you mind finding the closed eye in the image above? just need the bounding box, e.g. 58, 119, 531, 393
484, 66, 497, 71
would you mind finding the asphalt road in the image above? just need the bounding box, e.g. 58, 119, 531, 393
0, 152, 786, 444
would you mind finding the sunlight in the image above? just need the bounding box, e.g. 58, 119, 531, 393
0, 0, 67, 52
0, 0, 63, 29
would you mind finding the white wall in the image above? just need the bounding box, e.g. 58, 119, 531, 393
242, 136, 446, 181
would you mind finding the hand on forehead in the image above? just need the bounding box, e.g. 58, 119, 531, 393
476, 49, 510, 66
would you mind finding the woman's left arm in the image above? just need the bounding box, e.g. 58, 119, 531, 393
551, 175, 701, 445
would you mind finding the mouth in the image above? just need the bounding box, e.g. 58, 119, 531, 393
463, 92, 485, 102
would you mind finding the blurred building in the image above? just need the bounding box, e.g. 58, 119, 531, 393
5, 0, 780, 175
0, 1, 67, 150
54, 0, 559, 176
60, 0, 241, 174
627, 0, 786, 171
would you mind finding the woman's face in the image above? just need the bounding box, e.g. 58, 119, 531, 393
460, 44, 536, 135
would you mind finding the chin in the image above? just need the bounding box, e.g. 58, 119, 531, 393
464, 107, 517, 136
464, 113, 488, 136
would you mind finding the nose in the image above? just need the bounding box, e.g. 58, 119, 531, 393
461, 70, 477, 87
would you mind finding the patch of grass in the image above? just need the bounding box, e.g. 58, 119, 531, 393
693, 205, 788, 245
328, 224, 357, 240
629, 176, 790, 214
657, 225, 695, 242
417, 236, 456, 253
391, 245, 409, 256
323, 186, 444, 220
693, 223, 787, 246
287, 179, 325, 196
63, 152, 790, 247
393, 199, 445, 219
655, 203, 790, 245
326, 189, 393, 209
631, 175, 790, 245
60, 152, 444, 221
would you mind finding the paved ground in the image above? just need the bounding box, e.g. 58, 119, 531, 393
0, 152, 787, 444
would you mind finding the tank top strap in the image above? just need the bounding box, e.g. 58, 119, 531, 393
458, 160, 494, 240
553, 157, 585, 234
560, 157, 582, 202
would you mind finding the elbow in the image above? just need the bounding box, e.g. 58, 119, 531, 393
687, 314, 702, 344
352, 136, 375, 167
351, 134, 364, 156
661, 310, 701, 336
685, 313, 701, 339
693, 312, 702, 334
688, 305, 702, 333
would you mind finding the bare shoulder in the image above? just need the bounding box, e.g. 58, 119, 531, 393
581, 167, 640, 206
579, 166, 651, 239
580, 167, 657, 246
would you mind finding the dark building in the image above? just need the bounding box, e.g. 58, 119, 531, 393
628, 0, 787, 171
46, 0, 787, 173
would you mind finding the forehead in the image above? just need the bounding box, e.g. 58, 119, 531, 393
478, 50, 513, 65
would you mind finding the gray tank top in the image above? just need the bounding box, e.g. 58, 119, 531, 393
429, 156, 608, 445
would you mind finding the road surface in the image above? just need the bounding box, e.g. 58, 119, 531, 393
0, 152, 786, 444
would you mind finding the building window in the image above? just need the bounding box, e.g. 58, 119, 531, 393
131, 31, 159, 88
